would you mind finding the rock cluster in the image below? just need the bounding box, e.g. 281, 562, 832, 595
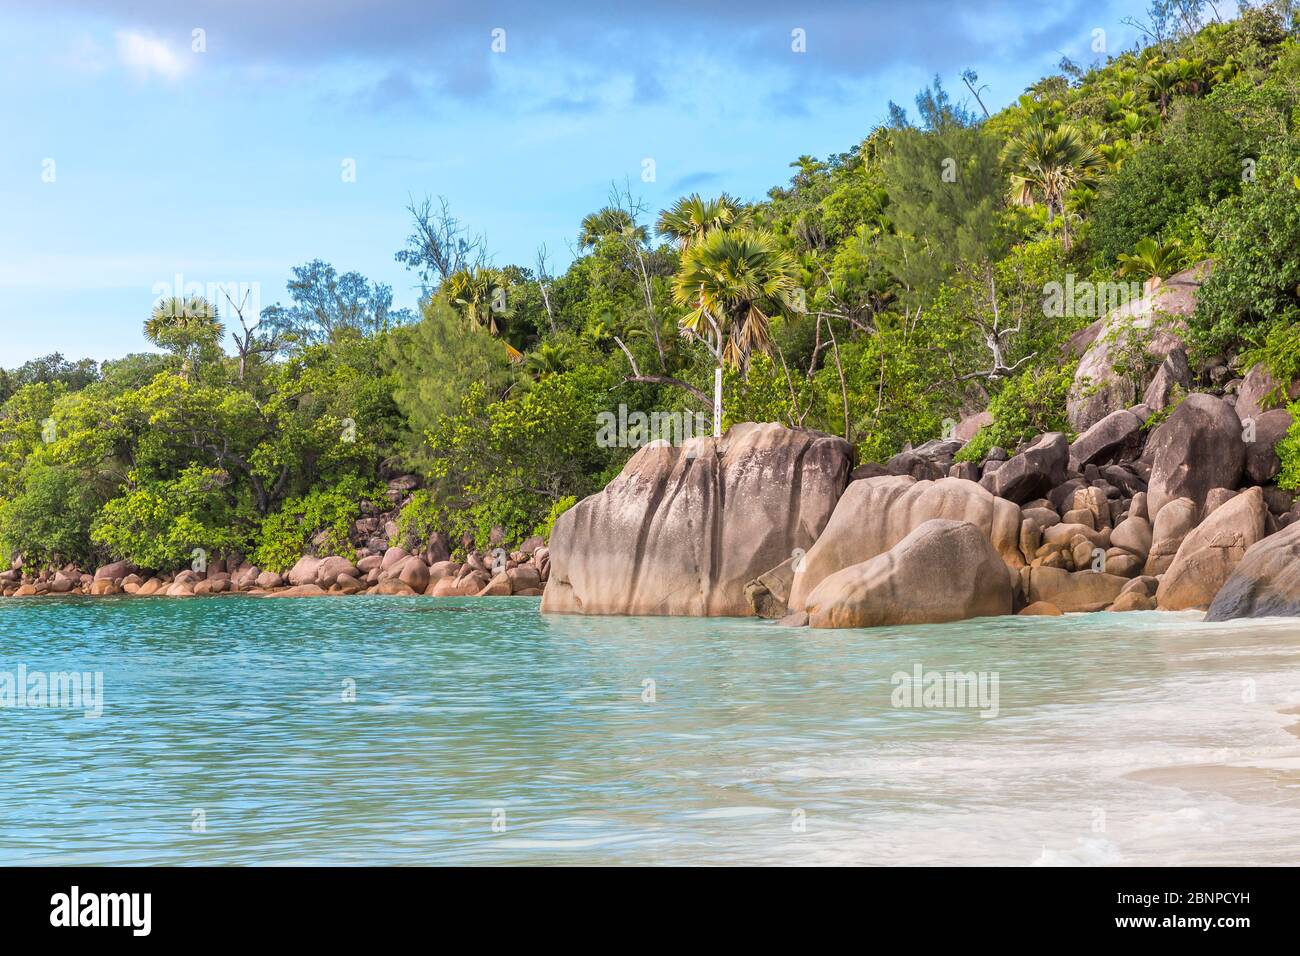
540, 380, 1296, 626
0, 474, 551, 600
1, 543, 551, 599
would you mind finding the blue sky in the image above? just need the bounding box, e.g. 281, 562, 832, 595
0, 0, 1155, 366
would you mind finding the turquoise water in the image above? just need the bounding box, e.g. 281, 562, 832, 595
1, 595, 1299, 865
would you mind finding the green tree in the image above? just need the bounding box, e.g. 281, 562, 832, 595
655, 193, 748, 250
1003, 122, 1105, 250
673, 229, 801, 372
260, 260, 415, 346
0, 464, 100, 568
144, 296, 224, 380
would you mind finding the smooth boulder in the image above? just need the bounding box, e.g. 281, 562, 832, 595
1156, 487, 1268, 611
1020, 566, 1129, 612
1066, 263, 1207, 431
1243, 407, 1292, 486
1068, 409, 1144, 472
1142, 393, 1244, 522
1206, 521, 1300, 620
1143, 497, 1197, 575
804, 520, 1012, 628
787, 475, 1024, 611
979, 433, 1069, 504
541, 423, 853, 616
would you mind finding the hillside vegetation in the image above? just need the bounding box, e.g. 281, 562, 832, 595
2, 3, 1298, 573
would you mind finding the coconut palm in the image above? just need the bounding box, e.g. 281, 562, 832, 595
1142, 61, 1182, 118
655, 193, 748, 251
671, 229, 800, 372
1003, 121, 1106, 251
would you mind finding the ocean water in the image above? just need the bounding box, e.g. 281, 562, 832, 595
1, 595, 1298, 865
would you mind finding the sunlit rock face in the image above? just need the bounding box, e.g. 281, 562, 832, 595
542, 422, 853, 616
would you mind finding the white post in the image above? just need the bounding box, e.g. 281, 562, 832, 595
713, 366, 723, 438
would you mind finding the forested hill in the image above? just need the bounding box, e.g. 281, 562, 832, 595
2, 5, 1298, 575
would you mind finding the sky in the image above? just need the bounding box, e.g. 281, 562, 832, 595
0, 0, 1156, 367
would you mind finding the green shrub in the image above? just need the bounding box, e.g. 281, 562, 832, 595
534, 494, 577, 540
1192, 146, 1300, 355
1275, 401, 1300, 492
0, 464, 100, 569
391, 489, 440, 549
1088, 84, 1283, 266
91, 466, 251, 571
1239, 319, 1300, 409
252, 476, 382, 572
954, 362, 1077, 462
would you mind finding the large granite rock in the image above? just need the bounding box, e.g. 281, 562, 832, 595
1020, 566, 1130, 612
1141, 346, 1191, 414
744, 556, 798, 619
1206, 522, 1300, 620
1143, 497, 1197, 575
1110, 514, 1153, 560
1066, 262, 1209, 432
287, 556, 324, 587
1142, 393, 1245, 522
1235, 361, 1300, 422
93, 560, 137, 582
804, 519, 1012, 628
978, 432, 1069, 504
1156, 487, 1268, 611
541, 423, 853, 616
1243, 407, 1292, 486
787, 475, 1024, 611
1068, 409, 1144, 472
315, 556, 359, 588
954, 410, 992, 441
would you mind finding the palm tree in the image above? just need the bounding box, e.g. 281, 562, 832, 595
1003, 121, 1106, 251
1142, 61, 1182, 118
1117, 237, 1186, 282
672, 229, 800, 373
577, 207, 647, 250
145, 296, 224, 380
655, 193, 747, 251
522, 341, 574, 379
788, 155, 826, 186
444, 267, 510, 335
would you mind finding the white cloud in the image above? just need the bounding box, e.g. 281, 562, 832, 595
115, 30, 188, 81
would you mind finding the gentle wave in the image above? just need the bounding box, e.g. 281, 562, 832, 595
1, 596, 1297, 865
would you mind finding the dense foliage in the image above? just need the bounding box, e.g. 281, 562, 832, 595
3, 5, 1298, 572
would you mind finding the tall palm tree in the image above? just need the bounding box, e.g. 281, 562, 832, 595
577, 207, 647, 250
671, 229, 800, 372
1003, 121, 1106, 251
145, 296, 224, 380
655, 193, 748, 251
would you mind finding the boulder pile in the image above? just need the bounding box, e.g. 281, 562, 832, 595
537, 379, 1297, 625
0, 473, 552, 600
1, 542, 550, 599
